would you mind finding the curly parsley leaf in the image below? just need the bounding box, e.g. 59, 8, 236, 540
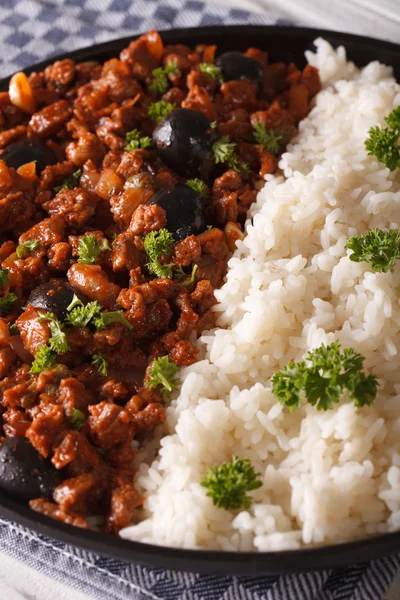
65, 295, 103, 328
30, 345, 56, 374
16, 239, 40, 259
77, 235, 101, 265
92, 353, 108, 376
54, 169, 82, 193
69, 408, 85, 430
0, 269, 9, 288
9, 323, 19, 336
38, 313, 70, 354
146, 355, 179, 399
199, 62, 223, 84
148, 101, 176, 122
212, 136, 249, 175
143, 228, 175, 279
201, 455, 262, 511
149, 62, 180, 95
271, 342, 378, 411
125, 129, 153, 151
175, 263, 198, 286
365, 107, 400, 170
93, 310, 133, 331
0, 293, 17, 317
253, 122, 282, 154
346, 228, 400, 273
186, 178, 208, 199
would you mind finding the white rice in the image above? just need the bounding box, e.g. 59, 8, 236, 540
120, 39, 400, 551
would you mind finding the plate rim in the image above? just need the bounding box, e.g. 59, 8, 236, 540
1, 24, 400, 574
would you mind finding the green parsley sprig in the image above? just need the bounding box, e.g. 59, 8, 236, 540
92, 353, 108, 376
38, 313, 70, 354
199, 63, 223, 84
253, 122, 282, 154
0, 269, 9, 287
212, 136, 249, 175
201, 455, 262, 510
0, 293, 17, 317
54, 169, 82, 192
346, 228, 400, 273
77, 235, 109, 265
125, 129, 152, 151
65, 295, 132, 331
186, 178, 208, 199
146, 355, 179, 399
65, 295, 103, 328
175, 263, 198, 286
365, 106, 400, 170
148, 101, 176, 123
30, 345, 56, 374
16, 240, 40, 259
93, 311, 133, 331
143, 228, 175, 279
149, 62, 180, 95
271, 342, 378, 411
69, 408, 85, 430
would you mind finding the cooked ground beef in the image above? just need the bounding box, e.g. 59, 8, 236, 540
0, 30, 320, 533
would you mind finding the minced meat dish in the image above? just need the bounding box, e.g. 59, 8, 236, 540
0, 30, 320, 533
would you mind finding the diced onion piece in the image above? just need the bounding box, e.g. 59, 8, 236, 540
95, 168, 124, 200
203, 45, 217, 64
145, 30, 164, 61
17, 161, 37, 180
225, 221, 244, 252
9, 72, 37, 115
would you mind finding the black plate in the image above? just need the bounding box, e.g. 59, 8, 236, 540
1, 25, 400, 575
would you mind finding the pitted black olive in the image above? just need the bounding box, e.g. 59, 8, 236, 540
147, 184, 206, 240
152, 108, 213, 178
0, 437, 60, 501
215, 51, 264, 86
28, 279, 82, 321
2, 141, 56, 174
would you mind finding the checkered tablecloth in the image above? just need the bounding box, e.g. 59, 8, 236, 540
0, 1, 400, 599
0, 0, 281, 77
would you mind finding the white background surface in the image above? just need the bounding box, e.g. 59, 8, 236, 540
1, 1, 400, 598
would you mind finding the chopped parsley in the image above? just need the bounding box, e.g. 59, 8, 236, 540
146, 355, 179, 399
77, 235, 102, 265
125, 129, 152, 151
201, 455, 262, 511
30, 345, 56, 374
271, 342, 378, 411
38, 313, 70, 354
69, 408, 85, 430
186, 178, 208, 199
9, 323, 19, 336
253, 122, 282, 154
0, 269, 9, 287
365, 106, 400, 170
199, 62, 223, 84
93, 311, 133, 331
16, 240, 40, 259
346, 228, 400, 273
143, 228, 175, 279
0, 293, 17, 317
148, 101, 176, 123
54, 169, 82, 192
176, 263, 198, 286
65, 295, 103, 328
92, 353, 108, 376
149, 62, 180, 95
212, 136, 249, 175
